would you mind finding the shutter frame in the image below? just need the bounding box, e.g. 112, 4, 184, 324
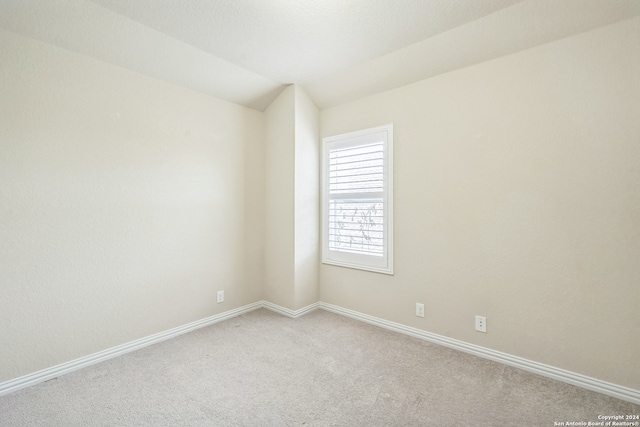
322, 124, 393, 275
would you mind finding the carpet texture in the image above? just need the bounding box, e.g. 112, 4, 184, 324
1, 308, 638, 426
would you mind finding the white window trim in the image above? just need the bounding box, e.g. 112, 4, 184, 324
321, 124, 393, 275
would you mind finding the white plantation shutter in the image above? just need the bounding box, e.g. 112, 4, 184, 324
322, 125, 393, 274
328, 142, 384, 256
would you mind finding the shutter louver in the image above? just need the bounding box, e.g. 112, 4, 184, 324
328, 142, 384, 256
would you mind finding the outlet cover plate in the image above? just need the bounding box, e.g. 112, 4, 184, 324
217, 290, 224, 303
416, 303, 425, 318
475, 315, 486, 333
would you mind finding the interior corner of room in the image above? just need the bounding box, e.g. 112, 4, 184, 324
0, 0, 639, 410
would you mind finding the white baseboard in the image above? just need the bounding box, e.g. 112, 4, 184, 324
2, 299, 638, 406
261, 300, 320, 318
318, 302, 640, 406
0, 301, 263, 397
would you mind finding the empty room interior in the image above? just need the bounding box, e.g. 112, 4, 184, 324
1, 0, 639, 425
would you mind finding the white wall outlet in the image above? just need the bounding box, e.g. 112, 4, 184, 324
217, 290, 224, 303
416, 303, 425, 318
475, 315, 486, 333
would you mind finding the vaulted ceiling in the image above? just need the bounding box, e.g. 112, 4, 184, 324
1, 0, 639, 110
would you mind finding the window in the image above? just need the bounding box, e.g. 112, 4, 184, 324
322, 124, 393, 274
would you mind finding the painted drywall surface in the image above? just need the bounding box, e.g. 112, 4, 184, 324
293, 87, 320, 309
263, 85, 321, 310
264, 85, 296, 309
243, 109, 266, 303
0, 30, 262, 382
319, 17, 640, 389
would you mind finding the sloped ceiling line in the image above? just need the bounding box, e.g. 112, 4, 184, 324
1, 0, 639, 110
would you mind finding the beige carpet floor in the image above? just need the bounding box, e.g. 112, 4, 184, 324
1, 308, 638, 426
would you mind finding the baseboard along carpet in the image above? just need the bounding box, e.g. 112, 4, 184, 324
0, 308, 638, 426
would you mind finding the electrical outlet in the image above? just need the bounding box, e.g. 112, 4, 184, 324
475, 315, 486, 333
217, 290, 224, 303
416, 303, 425, 318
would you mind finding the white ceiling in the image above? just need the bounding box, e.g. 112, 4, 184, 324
1, 0, 639, 110
86, 0, 523, 84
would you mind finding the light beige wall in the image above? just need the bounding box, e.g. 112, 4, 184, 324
319, 17, 640, 389
264, 85, 320, 310
0, 30, 264, 382
264, 85, 296, 308
243, 110, 266, 305
294, 87, 320, 309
